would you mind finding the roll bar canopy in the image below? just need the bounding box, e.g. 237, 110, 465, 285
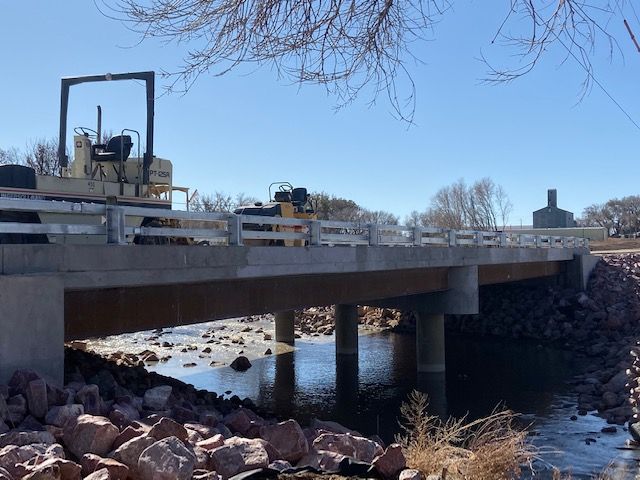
58, 71, 155, 183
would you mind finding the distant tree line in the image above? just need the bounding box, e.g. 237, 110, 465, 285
190, 191, 260, 213
312, 191, 399, 225
581, 196, 640, 236
0, 138, 61, 176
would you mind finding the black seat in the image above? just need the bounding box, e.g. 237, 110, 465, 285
274, 191, 292, 203
291, 187, 307, 205
92, 135, 133, 162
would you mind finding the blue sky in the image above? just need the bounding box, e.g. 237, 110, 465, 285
1, 1, 639, 225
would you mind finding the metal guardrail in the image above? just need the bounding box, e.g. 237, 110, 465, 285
0, 197, 590, 249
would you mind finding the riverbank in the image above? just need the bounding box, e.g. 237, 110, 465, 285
1, 348, 418, 480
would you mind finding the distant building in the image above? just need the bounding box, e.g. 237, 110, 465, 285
533, 189, 576, 228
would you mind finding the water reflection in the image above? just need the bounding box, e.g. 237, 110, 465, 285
91, 323, 636, 476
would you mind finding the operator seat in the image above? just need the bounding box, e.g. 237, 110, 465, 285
91, 135, 133, 162
291, 188, 307, 206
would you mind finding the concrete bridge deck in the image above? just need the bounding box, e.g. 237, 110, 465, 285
0, 242, 596, 386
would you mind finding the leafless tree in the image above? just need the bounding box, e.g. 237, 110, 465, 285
105, 0, 450, 121
23, 138, 61, 176
191, 190, 259, 212
414, 178, 512, 230
0, 147, 20, 165
483, 1, 625, 97
103, 1, 631, 121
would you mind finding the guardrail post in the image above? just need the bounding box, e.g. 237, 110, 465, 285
228, 214, 243, 246
448, 230, 457, 247
474, 231, 483, 247
518, 234, 526, 248
413, 227, 423, 246
368, 224, 379, 246
499, 232, 508, 247
534, 235, 541, 248
105, 205, 126, 245
310, 220, 322, 246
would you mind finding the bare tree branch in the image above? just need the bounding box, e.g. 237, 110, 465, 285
101, 0, 631, 121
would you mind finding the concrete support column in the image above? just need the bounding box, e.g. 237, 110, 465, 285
335, 304, 358, 356
275, 310, 295, 343
0, 276, 64, 386
416, 312, 445, 373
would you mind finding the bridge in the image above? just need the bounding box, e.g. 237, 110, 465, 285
0, 198, 597, 386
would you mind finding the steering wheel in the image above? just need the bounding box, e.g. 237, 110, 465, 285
74, 127, 99, 138
279, 184, 291, 192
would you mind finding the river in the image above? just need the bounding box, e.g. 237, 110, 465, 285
85, 316, 640, 478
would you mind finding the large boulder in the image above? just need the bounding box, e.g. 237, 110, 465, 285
65, 414, 119, 458
143, 386, 172, 411
297, 449, 347, 471
81, 453, 129, 480
312, 433, 383, 463
137, 436, 196, 480
223, 409, 261, 436
84, 468, 111, 480
229, 357, 252, 372
372, 443, 406, 479
0, 431, 55, 448
17, 457, 82, 480
0, 444, 52, 477
112, 423, 149, 450
25, 380, 48, 419
148, 417, 189, 442
76, 385, 101, 416
399, 469, 423, 480
310, 418, 360, 436
8, 370, 41, 397
45, 405, 84, 428
109, 402, 140, 430
111, 435, 156, 478
208, 437, 269, 479
196, 434, 224, 451
259, 420, 308, 463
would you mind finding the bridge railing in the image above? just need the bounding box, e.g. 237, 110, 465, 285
0, 197, 590, 249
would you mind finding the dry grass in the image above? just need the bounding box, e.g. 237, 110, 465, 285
396, 390, 535, 480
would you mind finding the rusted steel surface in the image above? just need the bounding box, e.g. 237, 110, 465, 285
65, 267, 449, 340
478, 261, 563, 285
65, 261, 567, 340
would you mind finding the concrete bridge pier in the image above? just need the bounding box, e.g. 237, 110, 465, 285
335, 304, 359, 356
0, 276, 64, 386
275, 310, 296, 343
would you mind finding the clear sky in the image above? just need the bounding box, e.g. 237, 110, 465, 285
1, 1, 639, 225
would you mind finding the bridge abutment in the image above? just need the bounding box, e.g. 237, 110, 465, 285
0, 275, 64, 386
566, 254, 600, 290
335, 304, 359, 356
275, 310, 296, 344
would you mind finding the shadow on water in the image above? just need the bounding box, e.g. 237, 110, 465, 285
179, 332, 583, 440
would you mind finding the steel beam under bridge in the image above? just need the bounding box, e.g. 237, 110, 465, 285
65, 260, 565, 340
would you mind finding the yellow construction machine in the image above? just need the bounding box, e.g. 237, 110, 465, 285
234, 182, 316, 246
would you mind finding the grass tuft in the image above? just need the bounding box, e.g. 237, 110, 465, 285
396, 390, 535, 479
